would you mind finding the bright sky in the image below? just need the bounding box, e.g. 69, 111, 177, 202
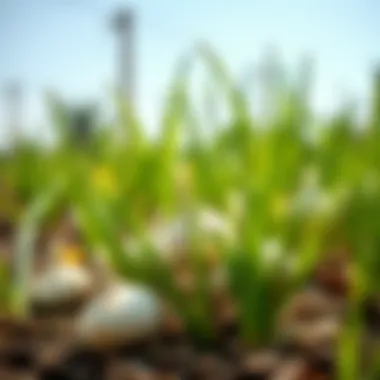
1, 0, 379, 145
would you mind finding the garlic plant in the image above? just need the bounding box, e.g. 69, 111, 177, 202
9, 43, 380, 376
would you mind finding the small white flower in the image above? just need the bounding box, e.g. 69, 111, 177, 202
261, 238, 284, 267
147, 207, 233, 261
292, 182, 334, 217
149, 216, 186, 260
198, 208, 233, 242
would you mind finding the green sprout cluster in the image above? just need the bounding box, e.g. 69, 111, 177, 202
2, 43, 380, 378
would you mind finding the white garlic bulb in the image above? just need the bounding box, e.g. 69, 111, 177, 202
31, 266, 93, 306
77, 283, 161, 348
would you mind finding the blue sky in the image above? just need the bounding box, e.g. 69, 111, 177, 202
1, 0, 380, 144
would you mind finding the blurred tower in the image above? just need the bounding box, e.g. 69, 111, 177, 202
111, 7, 136, 107
4, 82, 23, 147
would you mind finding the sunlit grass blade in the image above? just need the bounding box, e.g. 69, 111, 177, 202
13, 182, 65, 318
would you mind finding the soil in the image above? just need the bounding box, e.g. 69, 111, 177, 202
0, 221, 377, 380
0, 294, 347, 380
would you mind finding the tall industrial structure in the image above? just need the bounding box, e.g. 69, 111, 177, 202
111, 7, 136, 108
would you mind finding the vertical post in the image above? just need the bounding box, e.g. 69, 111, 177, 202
4, 82, 22, 147
111, 7, 136, 108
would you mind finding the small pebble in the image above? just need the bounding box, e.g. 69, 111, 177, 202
188, 354, 236, 380
106, 360, 155, 380
270, 358, 308, 380
237, 350, 279, 380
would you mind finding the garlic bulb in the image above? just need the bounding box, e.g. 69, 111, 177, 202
31, 266, 92, 306
77, 283, 161, 348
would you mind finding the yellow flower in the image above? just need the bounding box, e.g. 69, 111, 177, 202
92, 165, 118, 198
59, 245, 85, 267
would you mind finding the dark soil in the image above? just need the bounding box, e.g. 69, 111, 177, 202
0, 307, 340, 380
